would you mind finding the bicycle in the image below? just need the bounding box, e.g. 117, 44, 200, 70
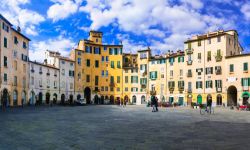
199, 104, 214, 115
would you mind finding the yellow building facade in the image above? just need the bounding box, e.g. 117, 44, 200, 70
71, 31, 123, 104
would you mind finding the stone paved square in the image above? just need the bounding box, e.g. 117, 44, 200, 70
0, 105, 250, 150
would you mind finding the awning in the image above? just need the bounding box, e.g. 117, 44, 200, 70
241, 92, 250, 98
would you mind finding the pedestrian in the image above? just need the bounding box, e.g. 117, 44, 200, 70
21, 98, 24, 108
124, 98, 127, 107
2, 99, 6, 112
155, 97, 159, 112
151, 96, 156, 112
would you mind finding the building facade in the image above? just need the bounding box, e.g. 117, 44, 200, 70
0, 14, 30, 107
29, 61, 60, 105
71, 31, 123, 104
45, 50, 75, 104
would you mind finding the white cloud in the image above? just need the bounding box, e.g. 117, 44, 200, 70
80, 0, 236, 53
30, 36, 76, 62
241, 3, 250, 21
47, 0, 83, 22
0, 0, 45, 36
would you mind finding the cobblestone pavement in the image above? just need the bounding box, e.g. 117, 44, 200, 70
0, 105, 250, 150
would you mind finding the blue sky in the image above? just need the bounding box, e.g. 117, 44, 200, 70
1, 0, 250, 62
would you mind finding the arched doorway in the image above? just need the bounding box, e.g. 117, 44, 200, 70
77, 94, 81, 100
197, 95, 202, 104
13, 90, 18, 106
141, 95, 146, 104
216, 94, 222, 106
132, 95, 136, 104
110, 95, 114, 104
38, 92, 43, 105
94, 95, 99, 104
69, 94, 73, 104
207, 94, 212, 104
22, 91, 26, 105
2, 89, 9, 107
46, 92, 50, 104
227, 86, 237, 106
61, 94, 65, 104
53, 93, 57, 104
84, 87, 91, 104
242, 92, 249, 105
101, 96, 104, 104
116, 97, 120, 105
30, 91, 35, 105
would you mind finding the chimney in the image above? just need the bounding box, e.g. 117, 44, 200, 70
17, 26, 21, 32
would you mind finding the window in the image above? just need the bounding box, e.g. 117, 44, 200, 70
169, 57, 175, 65
69, 70, 74, 77
110, 76, 114, 83
95, 60, 99, 68
4, 56, 7, 67
215, 80, 222, 88
188, 54, 192, 61
170, 70, 173, 77
62, 69, 65, 75
106, 56, 109, 62
196, 68, 203, 76
241, 78, 250, 86
125, 76, 128, 83
104, 46, 107, 51
47, 79, 50, 87
109, 48, 113, 55
131, 76, 138, 83
14, 76, 17, 86
96, 39, 98, 43
102, 56, 105, 62
54, 81, 57, 88
86, 75, 90, 82
111, 61, 115, 68
85, 46, 91, 53
207, 51, 211, 61
114, 48, 118, 55
95, 76, 99, 85
2, 22, 9, 32
178, 56, 184, 63
13, 50, 17, 58
14, 36, 18, 44
77, 51, 81, 55
101, 70, 105, 77
94, 47, 100, 54
4, 37, 7, 48
150, 71, 157, 80
217, 36, 221, 42
168, 81, 175, 88
196, 81, 203, 89
106, 70, 108, 77
180, 69, 183, 76
188, 82, 192, 91
77, 58, 81, 65
198, 40, 201, 46
205, 67, 213, 74
117, 87, 120, 92
198, 53, 201, 60
117, 76, 120, 83
188, 43, 191, 49
230, 64, 234, 73
140, 78, 147, 85
14, 60, 17, 70
125, 87, 128, 92
31, 77, 34, 85
105, 86, 108, 91
23, 42, 27, 49
117, 61, 121, 68
140, 53, 147, 59
86, 59, 90, 67
208, 38, 211, 44
61, 60, 65, 64
206, 80, 213, 88
244, 62, 248, 72
4, 73, 7, 82
178, 81, 185, 88
23, 64, 26, 72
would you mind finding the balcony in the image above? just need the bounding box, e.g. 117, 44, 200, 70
178, 86, 184, 91
215, 55, 222, 62
185, 48, 194, 54
187, 72, 192, 77
169, 87, 175, 91
187, 60, 193, 65
141, 84, 146, 89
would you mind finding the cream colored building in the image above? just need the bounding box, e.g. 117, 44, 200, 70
29, 61, 60, 105
45, 50, 75, 103
0, 14, 30, 107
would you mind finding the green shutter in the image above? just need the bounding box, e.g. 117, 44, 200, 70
178, 57, 180, 62
155, 71, 157, 79
241, 78, 244, 86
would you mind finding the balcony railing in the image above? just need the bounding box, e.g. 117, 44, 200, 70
187, 60, 193, 65
169, 87, 175, 91
178, 87, 184, 91
215, 55, 222, 62
185, 48, 194, 54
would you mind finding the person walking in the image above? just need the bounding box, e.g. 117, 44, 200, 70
151, 96, 156, 112
155, 97, 159, 112
207, 98, 212, 113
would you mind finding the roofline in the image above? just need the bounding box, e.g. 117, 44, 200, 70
0, 14, 13, 26
29, 61, 60, 70
225, 53, 250, 59
12, 27, 31, 41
